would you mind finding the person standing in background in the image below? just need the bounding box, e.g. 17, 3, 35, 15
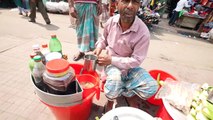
13, 0, 29, 16
68, 0, 76, 28
68, 0, 102, 61
28, 0, 51, 24
100, 0, 109, 28
168, 0, 190, 26
167, 0, 179, 18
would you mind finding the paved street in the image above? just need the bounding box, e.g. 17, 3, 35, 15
0, 8, 213, 120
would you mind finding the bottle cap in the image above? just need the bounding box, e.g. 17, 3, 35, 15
42, 43, 48, 48
46, 59, 69, 73
32, 44, 40, 50
62, 54, 68, 60
30, 53, 37, 59
51, 34, 57, 38
33, 55, 42, 62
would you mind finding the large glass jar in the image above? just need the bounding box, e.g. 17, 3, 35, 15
43, 59, 75, 93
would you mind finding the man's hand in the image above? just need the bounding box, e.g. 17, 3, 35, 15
70, 7, 77, 18
93, 48, 102, 56
97, 54, 111, 66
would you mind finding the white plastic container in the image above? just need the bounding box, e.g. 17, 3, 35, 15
32, 75, 83, 107
45, 52, 62, 62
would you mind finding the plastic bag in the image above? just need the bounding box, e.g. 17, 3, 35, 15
46, 2, 58, 12
45, 1, 69, 13
58, 1, 69, 13
155, 78, 200, 114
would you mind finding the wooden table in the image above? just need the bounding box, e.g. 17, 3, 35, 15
177, 13, 205, 29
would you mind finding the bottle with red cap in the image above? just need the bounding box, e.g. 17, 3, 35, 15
41, 43, 50, 57
49, 34, 62, 54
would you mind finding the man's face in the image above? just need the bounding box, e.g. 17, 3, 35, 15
117, 0, 140, 23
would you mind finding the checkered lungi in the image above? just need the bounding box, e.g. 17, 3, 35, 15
104, 65, 159, 100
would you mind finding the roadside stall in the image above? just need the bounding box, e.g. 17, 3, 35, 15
30, 35, 100, 120
137, 7, 160, 29
99, 69, 213, 120
29, 35, 213, 120
176, 0, 213, 31
177, 13, 206, 29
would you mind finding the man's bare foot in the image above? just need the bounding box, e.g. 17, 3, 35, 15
103, 100, 114, 113
73, 52, 85, 61
125, 96, 140, 108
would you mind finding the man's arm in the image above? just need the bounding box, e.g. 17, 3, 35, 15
68, 0, 77, 18
68, 0, 74, 7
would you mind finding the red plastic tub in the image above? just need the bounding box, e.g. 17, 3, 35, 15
70, 63, 100, 100
156, 105, 173, 120
147, 70, 176, 106
43, 92, 96, 120
36, 63, 101, 120
76, 74, 100, 100
70, 63, 100, 80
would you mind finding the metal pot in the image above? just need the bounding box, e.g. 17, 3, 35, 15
83, 54, 97, 72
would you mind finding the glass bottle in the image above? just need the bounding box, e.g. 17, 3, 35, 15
32, 55, 46, 89
32, 44, 46, 65
49, 35, 62, 54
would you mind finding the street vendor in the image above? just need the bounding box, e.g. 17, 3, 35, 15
93, 0, 159, 112
168, 0, 191, 26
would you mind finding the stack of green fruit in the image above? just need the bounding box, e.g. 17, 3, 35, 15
203, 90, 213, 120
187, 83, 213, 120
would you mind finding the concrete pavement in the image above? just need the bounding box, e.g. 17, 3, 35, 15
0, 8, 213, 120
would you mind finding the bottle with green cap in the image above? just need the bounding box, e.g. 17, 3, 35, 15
29, 53, 36, 72
49, 34, 62, 54
32, 55, 46, 89
32, 44, 46, 65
